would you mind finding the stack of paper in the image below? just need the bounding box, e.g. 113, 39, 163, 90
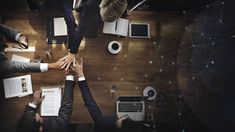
3, 75, 33, 98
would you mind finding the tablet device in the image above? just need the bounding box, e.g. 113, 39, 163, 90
129, 23, 150, 38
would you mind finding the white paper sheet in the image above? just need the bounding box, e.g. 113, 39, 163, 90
11, 54, 30, 63
41, 87, 61, 116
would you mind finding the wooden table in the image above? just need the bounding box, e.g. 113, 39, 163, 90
0, 10, 185, 131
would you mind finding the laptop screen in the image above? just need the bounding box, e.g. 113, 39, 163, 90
118, 96, 144, 102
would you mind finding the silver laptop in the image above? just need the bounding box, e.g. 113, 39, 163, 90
116, 96, 145, 121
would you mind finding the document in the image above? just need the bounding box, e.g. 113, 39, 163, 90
3, 75, 33, 98
53, 17, 67, 36
11, 54, 30, 63
40, 87, 61, 116
103, 18, 129, 36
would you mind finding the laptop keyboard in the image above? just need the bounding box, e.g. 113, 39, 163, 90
118, 102, 143, 112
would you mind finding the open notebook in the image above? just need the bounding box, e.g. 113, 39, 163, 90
3, 75, 33, 98
103, 18, 129, 36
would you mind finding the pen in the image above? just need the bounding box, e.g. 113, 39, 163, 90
11, 46, 23, 50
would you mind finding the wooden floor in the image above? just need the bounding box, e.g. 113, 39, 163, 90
0, 10, 188, 132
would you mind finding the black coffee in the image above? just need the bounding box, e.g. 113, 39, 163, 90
112, 43, 119, 50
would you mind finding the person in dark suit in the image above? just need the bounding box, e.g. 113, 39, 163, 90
59, 0, 127, 71
0, 24, 62, 75
59, 0, 89, 71
16, 74, 75, 132
71, 58, 139, 132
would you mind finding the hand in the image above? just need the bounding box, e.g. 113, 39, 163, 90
71, 58, 84, 77
32, 90, 44, 105
48, 57, 65, 70
18, 36, 29, 49
60, 52, 76, 71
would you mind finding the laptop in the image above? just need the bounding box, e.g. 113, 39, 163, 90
116, 96, 145, 121
129, 23, 150, 38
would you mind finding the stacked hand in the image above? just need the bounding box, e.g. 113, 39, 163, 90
59, 52, 76, 71
71, 58, 84, 77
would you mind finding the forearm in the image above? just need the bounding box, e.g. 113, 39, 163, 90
78, 80, 102, 121
0, 24, 20, 42
59, 76, 75, 122
0, 61, 41, 74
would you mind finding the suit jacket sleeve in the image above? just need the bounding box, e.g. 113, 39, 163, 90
0, 24, 19, 42
0, 61, 41, 74
78, 80, 103, 122
58, 80, 75, 123
62, 0, 86, 54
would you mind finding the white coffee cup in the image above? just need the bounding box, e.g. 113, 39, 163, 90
108, 41, 122, 54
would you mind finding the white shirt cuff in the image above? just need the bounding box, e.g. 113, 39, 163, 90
66, 75, 74, 81
78, 76, 86, 81
15, 33, 21, 41
28, 102, 37, 108
40, 63, 48, 72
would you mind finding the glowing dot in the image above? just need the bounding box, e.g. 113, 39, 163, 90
190, 59, 193, 62
159, 69, 163, 72
149, 61, 153, 64
185, 27, 188, 30
158, 45, 161, 48
153, 41, 157, 45
209, 37, 212, 39
201, 33, 204, 36
148, 105, 152, 109
172, 62, 175, 65
212, 42, 215, 45
144, 74, 148, 77
182, 10, 186, 14
232, 35, 235, 38
168, 81, 172, 84
124, 55, 127, 58
206, 65, 209, 68
135, 86, 139, 90
113, 67, 117, 70
178, 113, 181, 116
219, 19, 222, 23
182, 129, 185, 132
160, 56, 164, 59
211, 61, 215, 64
192, 44, 195, 47
179, 94, 183, 98
222, 2, 225, 5
98, 77, 101, 80
206, 5, 210, 8
192, 76, 195, 80
121, 78, 124, 81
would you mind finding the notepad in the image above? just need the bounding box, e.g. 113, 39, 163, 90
40, 87, 61, 116
53, 17, 67, 36
103, 18, 129, 36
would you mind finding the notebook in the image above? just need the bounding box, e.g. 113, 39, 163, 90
116, 96, 145, 121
